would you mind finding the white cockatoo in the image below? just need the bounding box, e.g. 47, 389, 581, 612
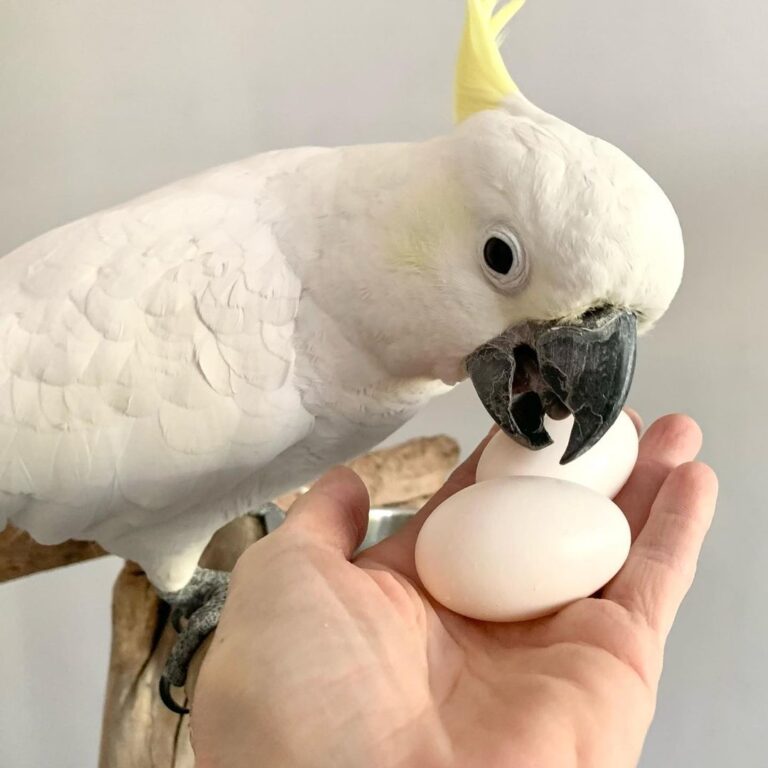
0, 0, 683, 706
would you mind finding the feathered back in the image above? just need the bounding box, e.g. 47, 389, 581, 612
455, 0, 526, 123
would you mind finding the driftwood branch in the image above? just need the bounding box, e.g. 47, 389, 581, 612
86, 435, 458, 768
0, 527, 107, 583
0, 436, 459, 584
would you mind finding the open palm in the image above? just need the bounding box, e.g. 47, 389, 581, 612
192, 414, 717, 768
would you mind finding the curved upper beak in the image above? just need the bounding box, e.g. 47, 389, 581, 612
465, 307, 637, 464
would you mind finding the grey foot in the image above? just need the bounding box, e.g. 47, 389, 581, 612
157, 503, 286, 714
159, 567, 230, 714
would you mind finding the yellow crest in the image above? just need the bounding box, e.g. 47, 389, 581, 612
455, 0, 527, 123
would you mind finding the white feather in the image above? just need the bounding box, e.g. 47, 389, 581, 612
0, 151, 321, 588
0, 145, 448, 590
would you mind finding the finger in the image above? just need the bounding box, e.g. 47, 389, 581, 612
605, 462, 718, 640
615, 414, 703, 540
281, 466, 370, 560
624, 406, 643, 436
359, 426, 499, 578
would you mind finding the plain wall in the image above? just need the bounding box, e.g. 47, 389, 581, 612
1, 1, 766, 765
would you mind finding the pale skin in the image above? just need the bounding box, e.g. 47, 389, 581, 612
191, 412, 718, 768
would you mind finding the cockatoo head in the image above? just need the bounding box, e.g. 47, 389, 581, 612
391, 0, 683, 462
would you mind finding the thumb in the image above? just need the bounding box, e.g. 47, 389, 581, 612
281, 466, 370, 559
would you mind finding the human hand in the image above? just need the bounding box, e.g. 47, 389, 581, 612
191, 413, 717, 768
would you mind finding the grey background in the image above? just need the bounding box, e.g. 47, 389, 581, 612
0, 1, 765, 765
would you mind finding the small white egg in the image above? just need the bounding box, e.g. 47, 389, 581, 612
415, 477, 631, 622
476, 411, 638, 498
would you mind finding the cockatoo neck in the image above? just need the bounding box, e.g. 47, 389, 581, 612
289, 135, 462, 383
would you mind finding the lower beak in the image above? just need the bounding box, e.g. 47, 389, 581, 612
465, 307, 637, 464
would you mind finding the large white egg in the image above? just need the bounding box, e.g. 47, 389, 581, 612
415, 477, 631, 622
476, 411, 638, 498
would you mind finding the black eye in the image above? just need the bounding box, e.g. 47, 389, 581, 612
483, 236, 515, 275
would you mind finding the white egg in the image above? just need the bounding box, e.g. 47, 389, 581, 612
415, 477, 631, 622
476, 411, 638, 498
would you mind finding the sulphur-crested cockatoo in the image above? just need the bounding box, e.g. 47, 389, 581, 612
0, 0, 683, 708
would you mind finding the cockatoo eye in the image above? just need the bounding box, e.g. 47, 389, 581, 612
480, 230, 528, 290
484, 237, 515, 274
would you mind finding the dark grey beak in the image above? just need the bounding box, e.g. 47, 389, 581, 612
466, 307, 637, 464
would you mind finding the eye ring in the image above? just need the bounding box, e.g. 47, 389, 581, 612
480, 229, 528, 290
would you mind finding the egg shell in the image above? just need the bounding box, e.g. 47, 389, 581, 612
415, 477, 631, 623
476, 411, 638, 498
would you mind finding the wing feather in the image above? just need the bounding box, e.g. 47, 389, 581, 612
0, 154, 316, 559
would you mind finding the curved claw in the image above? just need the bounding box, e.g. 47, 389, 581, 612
158, 568, 230, 714
159, 676, 190, 716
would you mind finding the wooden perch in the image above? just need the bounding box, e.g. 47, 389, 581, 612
45, 434, 457, 768
0, 527, 107, 583
274, 434, 461, 509
0, 435, 459, 584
